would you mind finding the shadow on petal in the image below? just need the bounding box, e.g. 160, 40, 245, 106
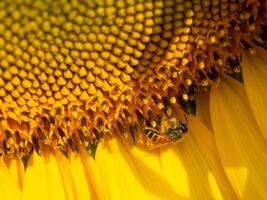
172, 135, 226, 200
96, 137, 188, 200
195, 91, 213, 131
210, 80, 267, 199
243, 48, 267, 142
189, 117, 238, 199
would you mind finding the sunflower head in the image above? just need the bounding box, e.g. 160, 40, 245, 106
0, 0, 266, 159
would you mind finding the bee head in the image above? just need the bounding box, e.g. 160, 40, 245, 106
179, 123, 188, 133
167, 128, 183, 142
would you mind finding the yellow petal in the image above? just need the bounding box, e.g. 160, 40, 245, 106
95, 138, 164, 200
96, 136, 197, 199
160, 128, 235, 200
67, 152, 97, 199
189, 117, 238, 199
0, 158, 24, 190
68, 152, 96, 199
0, 160, 22, 200
75, 145, 103, 200
95, 132, 231, 199
130, 145, 188, 199
22, 150, 66, 200
224, 76, 250, 107
243, 48, 267, 142
54, 151, 79, 200
210, 80, 267, 199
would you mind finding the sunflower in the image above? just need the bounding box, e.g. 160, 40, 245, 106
0, 0, 267, 199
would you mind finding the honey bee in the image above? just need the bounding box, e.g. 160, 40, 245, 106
144, 115, 188, 148
166, 118, 188, 142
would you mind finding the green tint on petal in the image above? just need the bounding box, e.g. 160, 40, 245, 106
227, 71, 244, 84
181, 100, 197, 116
86, 143, 99, 159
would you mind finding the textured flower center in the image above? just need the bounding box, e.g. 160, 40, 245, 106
0, 0, 266, 158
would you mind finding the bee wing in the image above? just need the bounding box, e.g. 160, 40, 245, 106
145, 140, 172, 150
